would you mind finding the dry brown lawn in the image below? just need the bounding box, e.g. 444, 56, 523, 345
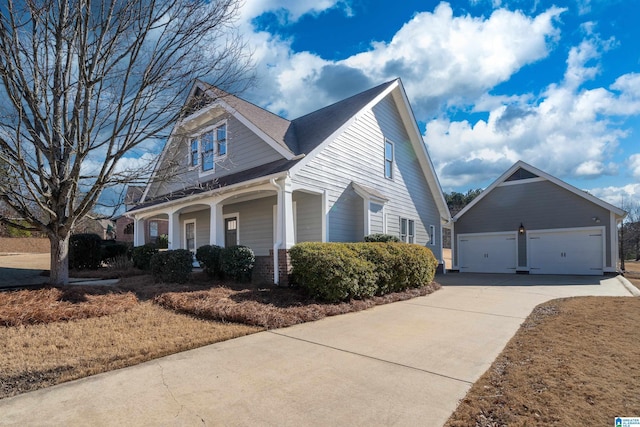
624, 259, 640, 290
446, 296, 640, 426
0, 270, 440, 399
0, 237, 49, 253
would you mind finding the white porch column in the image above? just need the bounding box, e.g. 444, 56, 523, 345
167, 210, 181, 249
133, 216, 145, 247
209, 201, 224, 246
278, 178, 295, 249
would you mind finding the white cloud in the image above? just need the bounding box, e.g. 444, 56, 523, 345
423, 34, 640, 189
239, 0, 349, 23
588, 183, 640, 209
629, 154, 640, 179
239, 2, 564, 118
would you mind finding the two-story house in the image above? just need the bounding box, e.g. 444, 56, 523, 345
127, 79, 451, 284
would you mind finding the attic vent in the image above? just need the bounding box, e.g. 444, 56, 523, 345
505, 168, 538, 181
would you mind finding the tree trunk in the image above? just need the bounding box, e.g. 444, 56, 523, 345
49, 234, 70, 285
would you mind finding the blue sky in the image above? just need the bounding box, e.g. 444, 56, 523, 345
225, 0, 640, 208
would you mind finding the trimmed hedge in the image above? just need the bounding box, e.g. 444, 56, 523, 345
101, 241, 129, 263
69, 233, 103, 270
290, 242, 437, 303
150, 249, 193, 283
132, 244, 158, 270
196, 244, 223, 277
363, 233, 401, 243
220, 245, 255, 282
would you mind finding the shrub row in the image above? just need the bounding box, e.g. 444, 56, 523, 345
289, 242, 437, 303
196, 244, 255, 282
69, 234, 130, 270
150, 249, 193, 284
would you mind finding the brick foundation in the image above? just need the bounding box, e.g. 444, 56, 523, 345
251, 250, 292, 286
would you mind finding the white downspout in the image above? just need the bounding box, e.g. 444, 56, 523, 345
271, 178, 284, 285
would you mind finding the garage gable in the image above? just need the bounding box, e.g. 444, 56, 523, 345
452, 161, 626, 275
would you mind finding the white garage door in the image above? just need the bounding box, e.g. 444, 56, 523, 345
458, 232, 517, 273
528, 227, 604, 275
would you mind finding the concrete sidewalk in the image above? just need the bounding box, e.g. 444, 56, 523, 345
0, 275, 634, 426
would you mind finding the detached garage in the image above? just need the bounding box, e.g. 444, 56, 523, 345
452, 161, 626, 275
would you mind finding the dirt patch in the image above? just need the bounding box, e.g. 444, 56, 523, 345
0, 238, 49, 254
446, 297, 640, 426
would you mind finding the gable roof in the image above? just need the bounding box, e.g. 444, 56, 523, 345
290, 80, 397, 155
453, 160, 627, 221
138, 79, 451, 223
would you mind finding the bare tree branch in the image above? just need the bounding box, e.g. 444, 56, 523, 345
0, 0, 254, 284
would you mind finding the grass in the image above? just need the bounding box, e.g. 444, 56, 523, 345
446, 296, 640, 426
623, 259, 640, 291
0, 269, 440, 399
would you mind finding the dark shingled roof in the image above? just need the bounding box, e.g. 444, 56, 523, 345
198, 78, 396, 156
290, 80, 397, 155
130, 158, 296, 212
132, 79, 398, 212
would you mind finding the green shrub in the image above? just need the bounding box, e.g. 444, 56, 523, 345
290, 242, 437, 302
69, 233, 103, 270
132, 244, 158, 270
220, 245, 255, 282
196, 245, 223, 277
289, 242, 378, 303
363, 233, 401, 243
100, 241, 129, 263
150, 249, 193, 283
386, 243, 437, 290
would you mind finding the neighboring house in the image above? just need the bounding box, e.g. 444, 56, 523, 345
75, 217, 116, 240
452, 161, 626, 275
114, 186, 169, 243
127, 79, 450, 284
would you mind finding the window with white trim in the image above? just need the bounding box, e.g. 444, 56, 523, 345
188, 121, 228, 174
190, 139, 198, 167
384, 139, 394, 179
429, 225, 435, 245
400, 218, 414, 243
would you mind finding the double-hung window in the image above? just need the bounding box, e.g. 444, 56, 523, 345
400, 218, 415, 243
190, 139, 199, 167
217, 124, 227, 157
189, 121, 228, 174
384, 139, 394, 179
201, 131, 215, 172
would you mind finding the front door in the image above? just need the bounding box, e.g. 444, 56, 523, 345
225, 217, 237, 247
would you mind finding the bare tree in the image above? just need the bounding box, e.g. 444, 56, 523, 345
0, 0, 253, 285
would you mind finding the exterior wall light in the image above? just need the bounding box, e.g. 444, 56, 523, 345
519, 223, 525, 234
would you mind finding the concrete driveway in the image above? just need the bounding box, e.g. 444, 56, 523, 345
0, 274, 634, 426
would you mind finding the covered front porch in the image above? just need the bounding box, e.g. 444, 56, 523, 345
129, 177, 325, 284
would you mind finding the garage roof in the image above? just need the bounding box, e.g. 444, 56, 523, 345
453, 160, 627, 221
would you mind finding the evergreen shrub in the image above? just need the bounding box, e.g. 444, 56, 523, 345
196, 244, 223, 277
290, 241, 437, 302
132, 244, 158, 270
220, 245, 255, 282
69, 233, 103, 270
150, 249, 193, 283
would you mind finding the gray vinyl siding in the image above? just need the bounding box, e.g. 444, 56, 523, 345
179, 209, 210, 251
223, 196, 276, 256
292, 93, 442, 260
293, 192, 323, 242
454, 180, 612, 267
370, 203, 384, 234
147, 113, 284, 199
